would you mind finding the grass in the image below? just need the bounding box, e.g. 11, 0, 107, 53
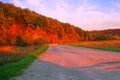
0, 45, 48, 80
69, 40, 120, 52
80, 45, 120, 52
0, 46, 40, 66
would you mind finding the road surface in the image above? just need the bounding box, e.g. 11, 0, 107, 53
13, 45, 120, 80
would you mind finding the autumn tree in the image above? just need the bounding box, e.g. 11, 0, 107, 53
15, 36, 28, 47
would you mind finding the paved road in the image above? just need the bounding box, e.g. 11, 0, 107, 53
13, 45, 120, 80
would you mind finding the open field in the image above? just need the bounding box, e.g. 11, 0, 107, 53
0, 45, 48, 80
71, 40, 120, 52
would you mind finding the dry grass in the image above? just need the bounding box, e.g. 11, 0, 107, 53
0, 46, 40, 66
71, 40, 120, 52
0, 45, 48, 80
79, 40, 120, 48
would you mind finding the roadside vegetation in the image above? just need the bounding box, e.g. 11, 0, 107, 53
0, 45, 48, 80
0, 46, 40, 66
70, 40, 120, 52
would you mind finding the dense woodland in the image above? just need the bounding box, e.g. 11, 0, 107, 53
92, 29, 120, 41
0, 2, 120, 46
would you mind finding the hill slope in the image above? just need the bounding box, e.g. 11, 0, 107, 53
0, 2, 93, 46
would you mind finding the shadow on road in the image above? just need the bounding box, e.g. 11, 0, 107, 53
13, 60, 92, 80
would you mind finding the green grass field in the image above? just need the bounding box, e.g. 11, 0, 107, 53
0, 45, 48, 80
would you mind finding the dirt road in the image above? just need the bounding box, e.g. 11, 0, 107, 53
13, 45, 120, 80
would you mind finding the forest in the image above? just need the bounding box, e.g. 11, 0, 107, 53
0, 2, 120, 46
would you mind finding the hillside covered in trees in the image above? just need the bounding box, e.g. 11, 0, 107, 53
0, 2, 93, 46
0, 2, 120, 46
92, 29, 120, 41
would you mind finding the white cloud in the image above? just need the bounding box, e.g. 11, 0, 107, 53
11, 0, 120, 30
12, 0, 26, 8
26, 0, 42, 6
65, 0, 120, 30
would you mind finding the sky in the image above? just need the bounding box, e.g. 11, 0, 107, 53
1, 0, 120, 30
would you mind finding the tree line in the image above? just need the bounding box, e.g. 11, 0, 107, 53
92, 29, 120, 41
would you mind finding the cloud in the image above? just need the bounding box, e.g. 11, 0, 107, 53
65, 0, 120, 30
12, 0, 25, 8
12, 0, 47, 13
49, 0, 70, 21
11, 0, 120, 30
26, 0, 42, 6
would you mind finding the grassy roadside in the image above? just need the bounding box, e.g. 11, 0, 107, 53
70, 44, 120, 52
0, 45, 48, 80
85, 46, 120, 52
